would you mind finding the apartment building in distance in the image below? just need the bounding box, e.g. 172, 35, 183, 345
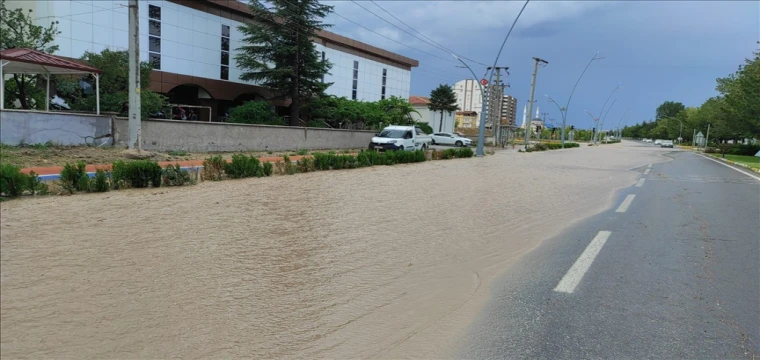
453, 79, 484, 116
501, 95, 517, 126
6, 0, 419, 121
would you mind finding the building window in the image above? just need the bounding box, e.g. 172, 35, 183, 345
149, 20, 160, 36
149, 53, 161, 70
221, 24, 230, 80
352, 60, 358, 100
149, 5, 160, 20
381, 68, 387, 100
149, 36, 161, 53
148, 5, 161, 70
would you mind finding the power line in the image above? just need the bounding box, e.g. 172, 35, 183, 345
367, 0, 491, 68
330, 11, 461, 65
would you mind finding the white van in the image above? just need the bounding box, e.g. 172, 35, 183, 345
369, 126, 431, 151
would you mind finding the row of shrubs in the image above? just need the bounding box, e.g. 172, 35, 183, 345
1, 147, 476, 199
521, 142, 580, 152
56, 160, 197, 194
704, 144, 760, 156
0, 164, 48, 198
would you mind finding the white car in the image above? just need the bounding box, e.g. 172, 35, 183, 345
642, 138, 652, 143
369, 126, 431, 152
654, 139, 663, 145
430, 132, 472, 147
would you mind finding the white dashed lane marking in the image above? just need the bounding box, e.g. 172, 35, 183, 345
554, 231, 612, 294
644, 168, 651, 175
615, 194, 636, 213
635, 178, 646, 187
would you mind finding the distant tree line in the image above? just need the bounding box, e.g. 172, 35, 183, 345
623, 47, 759, 144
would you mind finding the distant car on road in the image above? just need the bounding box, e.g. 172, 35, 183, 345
654, 139, 663, 145
642, 138, 652, 143
369, 125, 431, 152
430, 132, 472, 147
660, 140, 674, 148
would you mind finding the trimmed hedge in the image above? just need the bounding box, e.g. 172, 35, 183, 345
0, 164, 48, 198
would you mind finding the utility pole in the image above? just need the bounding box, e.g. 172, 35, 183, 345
524, 57, 548, 149
692, 129, 696, 147
488, 66, 508, 146
128, 0, 141, 150
705, 123, 711, 149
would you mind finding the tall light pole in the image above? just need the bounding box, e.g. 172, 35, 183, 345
600, 98, 619, 143
595, 84, 621, 144
584, 109, 599, 142
453, 57, 487, 156
546, 52, 603, 148
615, 108, 630, 139
127, 0, 142, 150
525, 57, 549, 149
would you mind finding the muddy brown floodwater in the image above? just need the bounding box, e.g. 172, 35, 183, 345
1, 142, 666, 359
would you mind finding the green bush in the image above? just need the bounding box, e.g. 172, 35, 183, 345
724, 144, 760, 156
60, 161, 88, 193
312, 152, 331, 170
117, 160, 162, 188
26, 171, 48, 195
0, 163, 27, 197
168, 150, 187, 156
91, 169, 110, 192
456, 148, 474, 158
262, 162, 273, 176
202, 155, 226, 181
226, 101, 285, 125
297, 157, 315, 173
443, 149, 458, 159
296, 149, 308, 156
357, 151, 372, 167
163, 164, 194, 186
78, 172, 92, 192
532, 143, 549, 151
225, 154, 262, 178
704, 147, 719, 154
111, 161, 127, 189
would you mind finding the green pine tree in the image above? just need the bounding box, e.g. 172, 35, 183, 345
235, 0, 333, 126
428, 84, 459, 132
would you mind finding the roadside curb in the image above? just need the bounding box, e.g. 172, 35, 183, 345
691, 150, 760, 173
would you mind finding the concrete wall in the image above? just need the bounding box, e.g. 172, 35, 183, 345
113, 118, 376, 152
0, 110, 112, 146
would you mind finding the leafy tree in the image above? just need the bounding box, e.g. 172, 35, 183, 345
56, 49, 167, 119
655, 101, 685, 120
306, 95, 420, 130
227, 101, 285, 125
0, 0, 60, 109
715, 49, 760, 138
236, 0, 333, 126
378, 96, 420, 126
428, 84, 459, 132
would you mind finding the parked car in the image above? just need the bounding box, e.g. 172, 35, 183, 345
660, 140, 674, 148
369, 126, 431, 151
654, 139, 663, 145
430, 132, 472, 147
642, 138, 652, 143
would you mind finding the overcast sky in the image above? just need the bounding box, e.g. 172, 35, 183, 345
322, 0, 759, 130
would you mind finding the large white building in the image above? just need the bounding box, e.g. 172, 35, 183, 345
453, 79, 484, 115
6, 0, 418, 121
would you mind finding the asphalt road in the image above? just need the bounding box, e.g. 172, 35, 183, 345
462, 149, 760, 359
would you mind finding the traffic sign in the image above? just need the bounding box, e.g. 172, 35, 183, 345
480, 79, 488, 86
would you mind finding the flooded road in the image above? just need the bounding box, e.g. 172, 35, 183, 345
1, 143, 664, 358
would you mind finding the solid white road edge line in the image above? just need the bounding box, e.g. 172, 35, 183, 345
615, 194, 636, 213
644, 168, 651, 175
636, 178, 646, 187
553, 231, 613, 294
696, 153, 760, 182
